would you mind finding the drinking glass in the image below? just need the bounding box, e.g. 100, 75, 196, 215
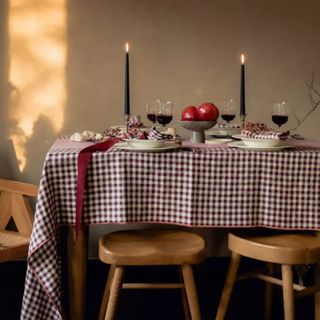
146, 100, 157, 125
157, 100, 173, 127
220, 98, 236, 136
271, 101, 289, 128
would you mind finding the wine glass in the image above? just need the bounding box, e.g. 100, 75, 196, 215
157, 99, 173, 128
271, 101, 289, 128
220, 98, 236, 136
146, 100, 157, 125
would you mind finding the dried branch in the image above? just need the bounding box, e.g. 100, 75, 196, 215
291, 68, 320, 131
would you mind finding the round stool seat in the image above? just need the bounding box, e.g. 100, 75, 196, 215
99, 229, 206, 266
229, 231, 320, 265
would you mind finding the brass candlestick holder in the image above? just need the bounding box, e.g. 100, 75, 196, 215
125, 114, 130, 132
240, 114, 246, 129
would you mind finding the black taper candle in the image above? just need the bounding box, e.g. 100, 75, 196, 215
124, 43, 130, 115
240, 54, 245, 117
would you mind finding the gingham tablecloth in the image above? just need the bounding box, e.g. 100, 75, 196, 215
21, 138, 320, 319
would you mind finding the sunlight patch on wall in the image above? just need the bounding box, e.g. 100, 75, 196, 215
9, 0, 66, 171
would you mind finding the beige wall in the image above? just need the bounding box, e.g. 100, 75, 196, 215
1, 0, 319, 256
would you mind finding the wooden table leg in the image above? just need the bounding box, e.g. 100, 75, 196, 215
67, 226, 89, 320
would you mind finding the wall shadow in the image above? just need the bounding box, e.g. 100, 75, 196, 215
0, 1, 64, 183
0, 0, 21, 179
23, 115, 57, 183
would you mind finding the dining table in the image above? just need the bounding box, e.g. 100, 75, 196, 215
20, 136, 320, 320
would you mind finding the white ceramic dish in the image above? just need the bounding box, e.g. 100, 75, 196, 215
228, 141, 292, 151
124, 139, 165, 149
206, 127, 241, 137
205, 138, 233, 145
116, 142, 180, 152
232, 134, 283, 148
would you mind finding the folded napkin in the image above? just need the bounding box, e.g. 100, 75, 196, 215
103, 115, 148, 140
104, 127, 147, 140
147, 127, 173, 140
128, 115, 144, 128
242, 122, 290, 140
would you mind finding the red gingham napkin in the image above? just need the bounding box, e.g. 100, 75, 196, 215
147, 127, 173, 140
104, 126, 173, 141
103, 127, 147, 139
128, 115, 144, 128
242, 122, 289, 140
103, 115, 147, 140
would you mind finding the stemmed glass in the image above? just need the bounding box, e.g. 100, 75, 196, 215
156, 99, 173, 128
220, 98, 236, 136
146, 100, 157, 125
271, 101, 289, 128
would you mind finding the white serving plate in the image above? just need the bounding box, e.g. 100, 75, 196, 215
205, 138, 233, 145
124, 139, 165, 149
206, 127, 241, 137
232, 134, 283, 148
116, 142, 180, 152
228, 141, 292, 151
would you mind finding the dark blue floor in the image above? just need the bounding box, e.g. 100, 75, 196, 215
0, 258, 314, 319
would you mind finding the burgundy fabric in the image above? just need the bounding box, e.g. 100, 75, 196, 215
76, 138, 120, 238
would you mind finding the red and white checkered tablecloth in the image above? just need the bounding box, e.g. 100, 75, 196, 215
21, 138, 320, 319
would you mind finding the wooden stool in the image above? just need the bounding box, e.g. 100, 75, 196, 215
98, 229, 206, 320
216, 231, 320, 320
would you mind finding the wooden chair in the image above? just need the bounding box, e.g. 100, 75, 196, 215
0, 179, 38, 263
98, 229, 206, 320
215, 230, 320, 320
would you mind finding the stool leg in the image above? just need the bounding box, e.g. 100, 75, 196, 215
179, 269, 191, 320
181, 264, 201, 320
215, 251, 241, 320
99, 265, 116, 320
264, 262, 274, 320
104, 265, 124, 320
281, 264, 295, 320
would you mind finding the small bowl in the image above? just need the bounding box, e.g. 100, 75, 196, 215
240, 136, 282, 148
125, 139, 165, 149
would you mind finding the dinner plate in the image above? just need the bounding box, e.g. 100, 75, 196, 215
124, 139, 165, 149
206, 127, 241, 137
228, 141, 293, 151
206, 129, 228, 138
115, 142, 180, 152
232, 134, 283, 148
205, 138, 233, 145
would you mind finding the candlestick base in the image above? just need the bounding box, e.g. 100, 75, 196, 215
240, 114, 246, 130
125, 114, 130, 132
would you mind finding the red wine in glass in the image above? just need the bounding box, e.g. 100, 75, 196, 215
221, 114, 236, 122
272, 115, 288, 127
147, 113, 156, 124
157, 100, 173, 127
157, 114, 172, 126
220, 99, 236, 136
271, 101, 290, 128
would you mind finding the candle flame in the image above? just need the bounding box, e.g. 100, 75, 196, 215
241, 54, 245, 64
125, 42, 129, 52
